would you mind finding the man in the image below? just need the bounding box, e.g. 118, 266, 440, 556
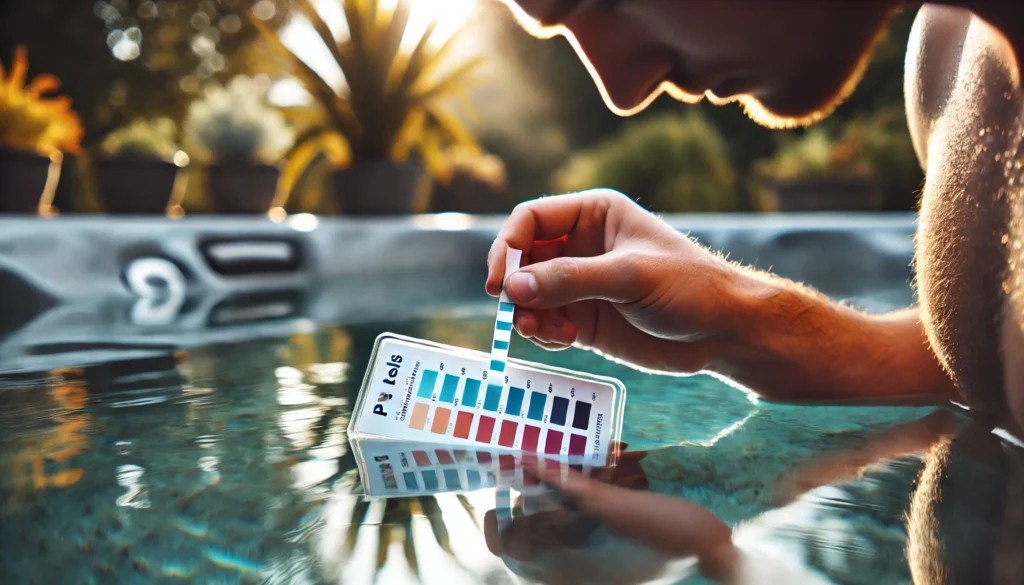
483, 0, 1024, 581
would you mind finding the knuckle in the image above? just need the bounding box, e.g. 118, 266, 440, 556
553, 256, 583, 286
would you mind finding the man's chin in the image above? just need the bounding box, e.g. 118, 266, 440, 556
702, 90, 841, 130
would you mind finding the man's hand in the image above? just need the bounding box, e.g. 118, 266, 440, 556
487, 190, 959, 404
486, 189, 746, 375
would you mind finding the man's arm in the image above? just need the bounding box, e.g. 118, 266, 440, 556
708, 267, 960, 405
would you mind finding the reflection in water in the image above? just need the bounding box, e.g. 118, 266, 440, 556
115, 464, 150, 508
5, 368, 91, 503
8, 321, 1020, 584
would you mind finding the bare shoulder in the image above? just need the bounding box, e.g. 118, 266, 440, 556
904, 4, 972, 169
909, 3, 1024, 426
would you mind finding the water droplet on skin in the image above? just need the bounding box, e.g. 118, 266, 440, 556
1015, 241, 1021, 250
996, 153, 1003, 161
1001, 234, 1009, 244
980, 128, 987, 136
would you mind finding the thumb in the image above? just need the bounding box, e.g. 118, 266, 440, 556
505, 253, 643, 309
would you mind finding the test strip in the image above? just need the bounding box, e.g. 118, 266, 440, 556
488, 248, 522, 383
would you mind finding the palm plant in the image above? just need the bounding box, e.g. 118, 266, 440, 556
251, 0, 483, 213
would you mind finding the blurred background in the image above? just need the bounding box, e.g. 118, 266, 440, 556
0, 0, 922, 217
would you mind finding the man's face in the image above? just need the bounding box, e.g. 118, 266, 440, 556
503, 0, 897, 128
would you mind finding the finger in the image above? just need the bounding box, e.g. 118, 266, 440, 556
521, 457, 596, 501
530, 338, 574, 351
513, 310, 540, 338
532, 314, 577, 346
505, 252, 643, 308
530, 237, 567, 264
487, 191, 621, 296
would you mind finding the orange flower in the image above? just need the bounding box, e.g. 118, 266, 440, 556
0, 46, 84, 156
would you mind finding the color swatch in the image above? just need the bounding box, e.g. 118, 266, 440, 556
354, 439, 600, 498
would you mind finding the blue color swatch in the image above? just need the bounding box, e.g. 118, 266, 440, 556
550, 396, 569, 426
527, 391, 546, 421
417, 370, 438, 399
439, 373, 459, 403
505, 386, 525, 416
461, 378, 481, 407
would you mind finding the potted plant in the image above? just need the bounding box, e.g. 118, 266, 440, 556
95, 118, 187, 214
183, 75, 294, 214
553, 111, 741, 213
750, 126, 883, 212
0, 46, 83, 213
431, 147, 508, 213
252, 0, 483, 215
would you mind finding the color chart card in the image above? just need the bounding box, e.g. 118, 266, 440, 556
353, 438, 593, 498
351, 336, 621, 465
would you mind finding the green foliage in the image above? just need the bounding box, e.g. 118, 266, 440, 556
553, 111, 740, 212
251, 0, 483, 191
750, 107, 921, 209
182, 75, 294, 164
99, 117, 178, 160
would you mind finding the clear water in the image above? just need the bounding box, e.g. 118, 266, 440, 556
0, 281, 1001, 585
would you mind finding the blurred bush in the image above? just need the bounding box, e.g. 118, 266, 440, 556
553, 111, 740, 212
182, 74, 293, 164
100, 117, 178, 160
750, 107, 921, 210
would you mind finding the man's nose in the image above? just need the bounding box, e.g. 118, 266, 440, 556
563, 8, 675, 114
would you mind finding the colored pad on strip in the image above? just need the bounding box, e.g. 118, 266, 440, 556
550, 396, 569, 426
490, 359, 505, 372
496, 321, 513, 331
453, 411, 474, 439
499, 302, 515, 312
412, 450, 431, 466
498, 420, 518, 447
431, 407, 452, 434
435, 450, 455, 465
409, 402, 429, 430
476, 416, 496, 443
493, 340, 509, 350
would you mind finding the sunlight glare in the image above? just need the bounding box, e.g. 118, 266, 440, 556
271, 0, 479, 107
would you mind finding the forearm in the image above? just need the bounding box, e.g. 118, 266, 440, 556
708, 267, 959, 404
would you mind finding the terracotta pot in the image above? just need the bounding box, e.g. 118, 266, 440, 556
94, 157, 179, 214
0, 148, 53, 213
762, 179, 884, 212
331, 161, 427, 215
206, 162, 280, 214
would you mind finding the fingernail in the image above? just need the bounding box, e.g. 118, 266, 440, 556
506, 271, 538, 302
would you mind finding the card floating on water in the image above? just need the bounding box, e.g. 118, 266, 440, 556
348, 248, 627, 497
